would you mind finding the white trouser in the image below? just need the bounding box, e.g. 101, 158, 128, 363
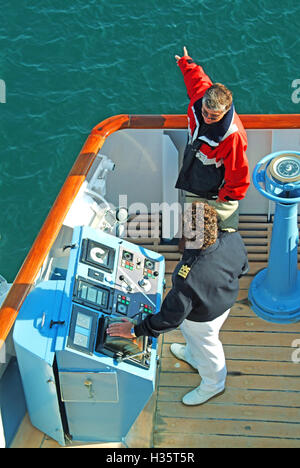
180, 309, 230, 393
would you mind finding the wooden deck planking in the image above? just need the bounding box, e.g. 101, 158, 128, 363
155, 314, 300, 448
138, 213, 300, 448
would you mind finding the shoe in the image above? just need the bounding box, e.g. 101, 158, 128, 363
170, 343, 196, 369
182, 386, 225, 406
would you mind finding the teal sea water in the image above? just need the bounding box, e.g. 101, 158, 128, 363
0, 0, 299, 281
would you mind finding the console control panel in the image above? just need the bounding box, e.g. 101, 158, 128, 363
66, 226, 165, 368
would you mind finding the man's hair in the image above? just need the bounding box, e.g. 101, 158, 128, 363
203, 83, 233, 112
183, 202, 218, 249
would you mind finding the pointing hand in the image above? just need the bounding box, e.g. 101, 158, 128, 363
175, 46, 189, 62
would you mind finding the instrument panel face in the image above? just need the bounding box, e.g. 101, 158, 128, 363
66, 227, 165, 367
80, 239, 115, 273
75, 234, 162, 319
73, 277, 113, 314
67, 305, 99, 355
269, 154, 300, 183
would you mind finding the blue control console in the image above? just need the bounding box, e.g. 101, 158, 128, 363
13, 226, 165, 445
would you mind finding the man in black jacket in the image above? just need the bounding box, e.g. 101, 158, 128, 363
108, 203, 248, 406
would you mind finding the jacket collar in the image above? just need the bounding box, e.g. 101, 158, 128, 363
182, 238, 220, 260
198, 102, 234, 145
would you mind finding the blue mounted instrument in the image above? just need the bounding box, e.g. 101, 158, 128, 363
13, 226, 165, 445
249, 150, 300, 323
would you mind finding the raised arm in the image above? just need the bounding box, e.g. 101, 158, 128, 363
175, 46, 213, 100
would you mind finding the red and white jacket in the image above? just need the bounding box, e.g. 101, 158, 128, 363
176, 55, 250, 202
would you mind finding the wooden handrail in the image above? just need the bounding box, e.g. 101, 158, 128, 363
0, 113, 300, 346
240, 114, 300, 129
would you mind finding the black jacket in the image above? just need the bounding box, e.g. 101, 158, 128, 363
175, 138, 225, 199
135, 231, 249, 338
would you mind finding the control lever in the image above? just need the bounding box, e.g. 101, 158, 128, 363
119, 275, 133, 292
138, 275, 151, 292
116, 349, 149, 364
138, 277, 147, 287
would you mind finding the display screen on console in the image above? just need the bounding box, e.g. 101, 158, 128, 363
73, 277, 111, 313
76, 312, 92, 329
67, 305, 99, 355
80, 239, 115, 273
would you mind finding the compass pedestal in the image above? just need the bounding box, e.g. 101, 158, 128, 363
249, 151, 300, 324
249, 202, 300, 323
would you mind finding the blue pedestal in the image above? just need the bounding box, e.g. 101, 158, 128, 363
249, 202, 300, 323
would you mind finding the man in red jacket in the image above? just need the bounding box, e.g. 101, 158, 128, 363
175, 46, 250, 233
